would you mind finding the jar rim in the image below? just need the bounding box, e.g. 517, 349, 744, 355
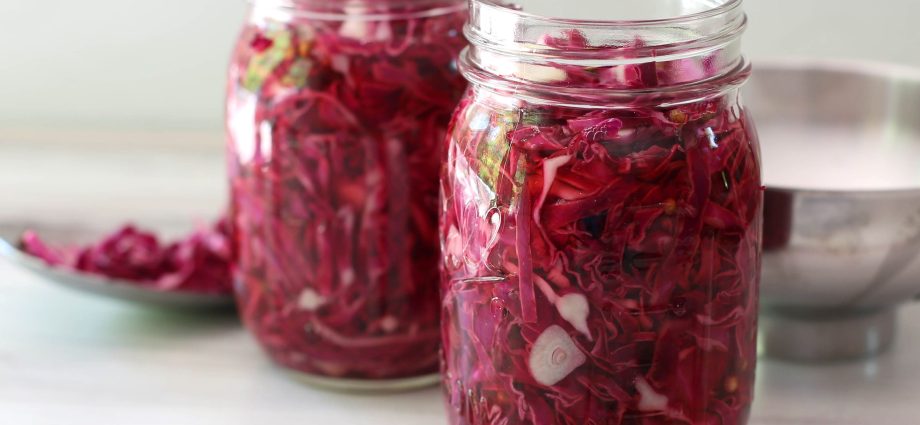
251, 0, 466, 21
265, 0, 464, 6
466, 0, 747, 57
474, 0, 742, 28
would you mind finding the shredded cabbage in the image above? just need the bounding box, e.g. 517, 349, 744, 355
20, 220, 232, 294
227, 3, 467, 380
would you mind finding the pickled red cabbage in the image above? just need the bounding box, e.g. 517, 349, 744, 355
20, 220, 232, 294
227, 6, 467, 380
440, 36, 762, 424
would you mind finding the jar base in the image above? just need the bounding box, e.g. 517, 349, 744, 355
285, 370, 441, 393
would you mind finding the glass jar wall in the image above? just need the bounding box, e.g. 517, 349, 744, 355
439, 0, 762, 422
226, 0, 467, 390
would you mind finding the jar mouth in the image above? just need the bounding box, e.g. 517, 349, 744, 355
476, 0, 742, 27
251, 0, 466, 21
467, 0, 747, 58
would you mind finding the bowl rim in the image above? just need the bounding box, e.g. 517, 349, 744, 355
752, 57, 920, 196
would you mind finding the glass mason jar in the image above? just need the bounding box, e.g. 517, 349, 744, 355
226, 0, 467, 390
440, 0, 762, 423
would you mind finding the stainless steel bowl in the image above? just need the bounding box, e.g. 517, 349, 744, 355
747, 60, 920, 362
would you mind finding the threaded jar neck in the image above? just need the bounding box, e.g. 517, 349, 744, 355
462, 0, 750, 105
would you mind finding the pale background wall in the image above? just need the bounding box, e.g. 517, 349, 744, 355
0, 0, 917, 130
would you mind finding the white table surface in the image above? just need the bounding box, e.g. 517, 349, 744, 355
1, 260, 918, 425
1, 130, 918, 424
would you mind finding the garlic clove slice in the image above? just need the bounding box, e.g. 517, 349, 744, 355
556, 293, 592, 340
298, 288, 326, 311
635, 376, 669, 412
529, 325, 587, 386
